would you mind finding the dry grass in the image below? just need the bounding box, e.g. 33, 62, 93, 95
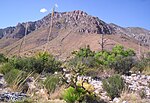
120, 91, 149, 103
49, 85, 65, 100
142, 66, 150, 75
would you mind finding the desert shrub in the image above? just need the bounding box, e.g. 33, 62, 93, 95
95, 45, 136, 74
70, 45, 135, 74
63, 86, 98, 103
4, 69, 21, 85
69, 56, 99, 68
133, 55, 150, 73
8, 56, 36, 72
8, 52, 61, 74
62, 86, 86, 103
84, 68, 101, 77
96, 45, 135, 66
110, 56, 136, 74
4, 69, 28, 90
102, 74, 124, 99
0, 53, 7, 64
62, 59, 97, 103
0, 63, 15, 75
44, 74, 61, 94
71, 45, 100, 68
72, 45, 95, 58
34, 52, 61, 73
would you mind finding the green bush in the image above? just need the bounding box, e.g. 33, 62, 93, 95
8, 57, 32, 72
0, 53, 7, 64
4, 69, 21, 85
44, 74, 61, 93
62, 86, 86, 103
110, 56, 135, 74
71, 45, 100, 68
102, 74, 124, 99
4, 69, 28, 88
34, 52, 61, 73
8, 52, 61, 74
70, 45, 136, 74
0, 63, 15, 75
134, 56, 150, 73
72, 45, 95, 58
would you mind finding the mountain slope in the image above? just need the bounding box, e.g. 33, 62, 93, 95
109, 23, 150, 46
0, 10, 149, 59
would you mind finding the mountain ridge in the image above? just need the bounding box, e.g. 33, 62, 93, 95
0, 10, 149, 58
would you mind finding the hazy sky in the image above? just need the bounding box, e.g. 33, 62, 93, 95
0, 0, 150, 30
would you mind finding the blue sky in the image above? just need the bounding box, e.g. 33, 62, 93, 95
0, 0, 150, 30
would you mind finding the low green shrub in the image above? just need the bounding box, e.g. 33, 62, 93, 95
71, 45, 100, 68
34, 52, 61, 73
62, 86, 86, 103
4, 69, 28, 90
8, 52, 61, 74
0, 63, 15, 75
134, 57, 150, 73
8, 56, 36, 72
102, 74, 124, 99
4, 69, 21, 85
110, 56, 135, 74
0, 53, 7, 64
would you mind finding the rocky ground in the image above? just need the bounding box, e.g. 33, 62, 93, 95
70, 72, 150, 103
0, 72, 150, 103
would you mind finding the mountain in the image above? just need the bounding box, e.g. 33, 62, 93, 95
109, 23, 150, 46
0, 10, 149, 59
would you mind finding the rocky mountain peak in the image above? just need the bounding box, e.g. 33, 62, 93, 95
0, 10, 117, 40
35, 10, 113, 34
0, 10, 149, 47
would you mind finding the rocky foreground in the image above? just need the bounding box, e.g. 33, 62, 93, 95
0, 72, 150, 103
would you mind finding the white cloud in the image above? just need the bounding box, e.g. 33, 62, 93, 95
55, 4, 58, 8
40, 8, 47, 13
